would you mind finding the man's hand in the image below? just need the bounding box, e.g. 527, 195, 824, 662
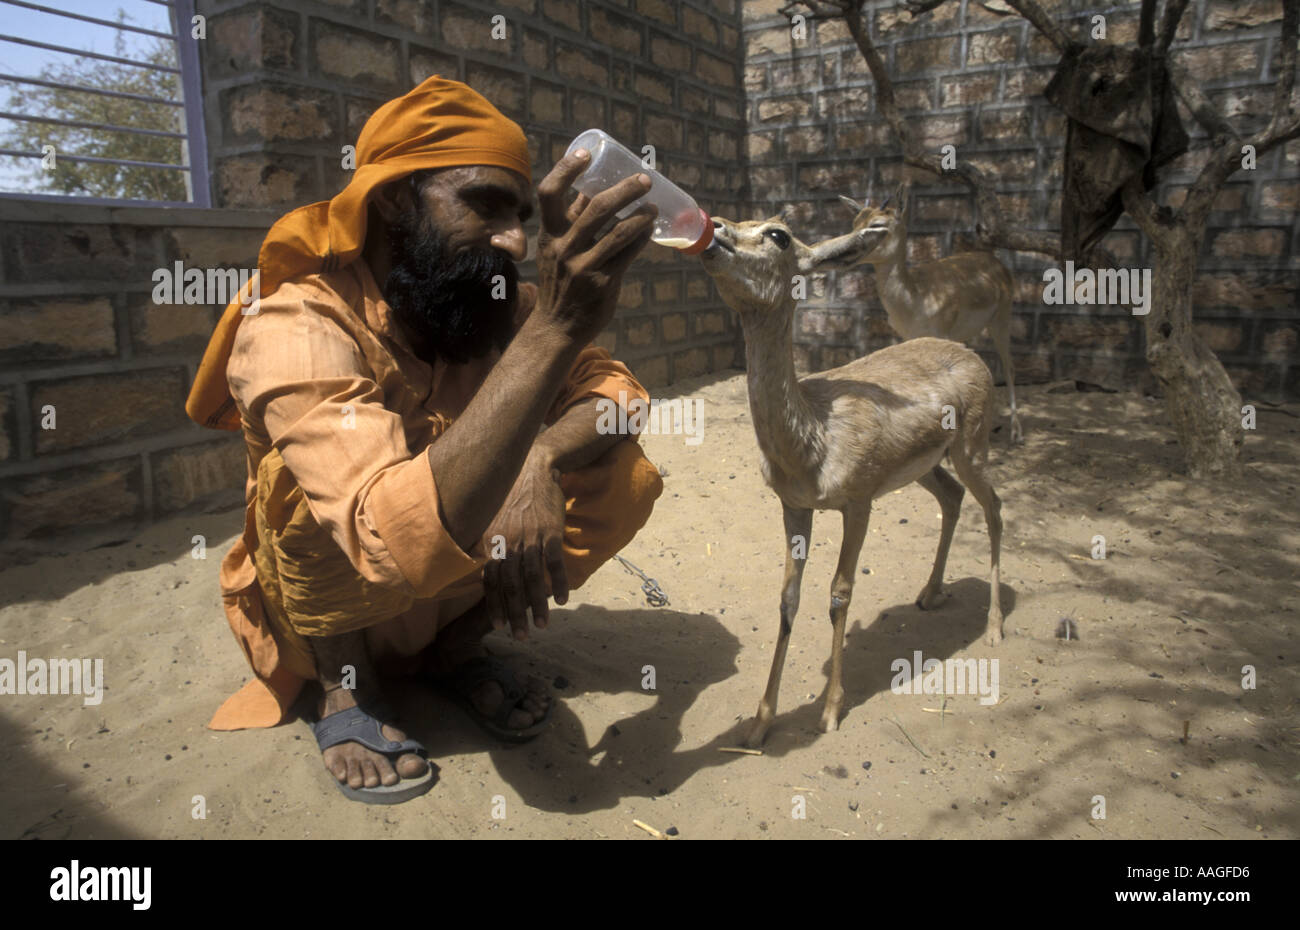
481, 450, 570, 640
532, 149, 657, 346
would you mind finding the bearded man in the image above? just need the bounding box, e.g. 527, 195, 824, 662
186, 76, 663, 803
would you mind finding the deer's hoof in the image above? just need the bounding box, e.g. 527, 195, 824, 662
744, 719, 770, 749
915, 585, 948, 611
985, 622, 1004, 646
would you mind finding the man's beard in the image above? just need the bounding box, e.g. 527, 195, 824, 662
382, 205, 518, 364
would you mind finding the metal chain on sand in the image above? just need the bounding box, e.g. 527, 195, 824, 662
612, 554, 669, 607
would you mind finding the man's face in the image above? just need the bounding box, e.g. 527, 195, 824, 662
382, 165, 534, 365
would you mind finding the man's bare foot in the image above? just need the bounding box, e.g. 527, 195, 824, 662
317, 686, 429, 790
429, 641, 551, 732
431, 602, 549, 730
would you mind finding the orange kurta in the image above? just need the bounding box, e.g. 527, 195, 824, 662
209, 257, 655, 731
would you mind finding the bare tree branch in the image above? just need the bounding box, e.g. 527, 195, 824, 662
1182, 0, 1299, 224
836, 1, 904, 137
1183, 116, 1300, 223
999, 0, 1072, 51
777, 0, 841, 22
1169, 61, 1240, 141
1138, 0, 1158, 49
902, 0, 952, 15
1158, 0, 1191, 52
1120, 176, 1177, 242
1270, 0, 1298, 133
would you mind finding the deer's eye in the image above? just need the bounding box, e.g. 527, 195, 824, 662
766, 228, 790, 250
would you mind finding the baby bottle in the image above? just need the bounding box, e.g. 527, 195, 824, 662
564, 128, 713, 254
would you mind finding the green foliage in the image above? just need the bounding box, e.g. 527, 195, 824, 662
1, 20, 189, 201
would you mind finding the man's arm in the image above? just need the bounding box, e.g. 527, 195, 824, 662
532, 397, 625, 475
425, 318, 579, 553
426, 153, 654, 553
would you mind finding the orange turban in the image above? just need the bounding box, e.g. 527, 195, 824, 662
185, 75, 532, 430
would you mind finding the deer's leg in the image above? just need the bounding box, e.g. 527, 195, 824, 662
913, 464, 964, 610
745, 504, 813, 749
992, 307, 1022, 444
820, 502, 871, 733
949, 449, 1004, 645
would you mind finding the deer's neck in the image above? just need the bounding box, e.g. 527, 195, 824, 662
874, 248, 914, 298
872, 251, 922, 332
738, 305, 825, 476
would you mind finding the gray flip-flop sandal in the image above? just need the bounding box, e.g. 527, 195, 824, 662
311, 704, 436, 805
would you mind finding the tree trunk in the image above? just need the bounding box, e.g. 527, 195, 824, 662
1144, 230, 1244, 478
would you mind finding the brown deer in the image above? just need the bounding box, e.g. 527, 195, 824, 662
840, 183, 1023, 443
699, 215, 1005, 748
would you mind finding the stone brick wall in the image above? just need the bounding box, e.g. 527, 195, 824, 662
197, 0, 747, 386
3, 0, 1296, 552
741, 0, 1298, 400
0, 201, 271, 554
2, 0, 747, 552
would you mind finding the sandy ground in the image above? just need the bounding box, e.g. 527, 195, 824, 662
1, 372, 1297, 840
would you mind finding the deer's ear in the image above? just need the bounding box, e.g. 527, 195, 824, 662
797, 227, 882, 272
838, 194, 863, 212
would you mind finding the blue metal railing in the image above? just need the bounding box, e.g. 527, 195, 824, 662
0, 0, 210, 206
